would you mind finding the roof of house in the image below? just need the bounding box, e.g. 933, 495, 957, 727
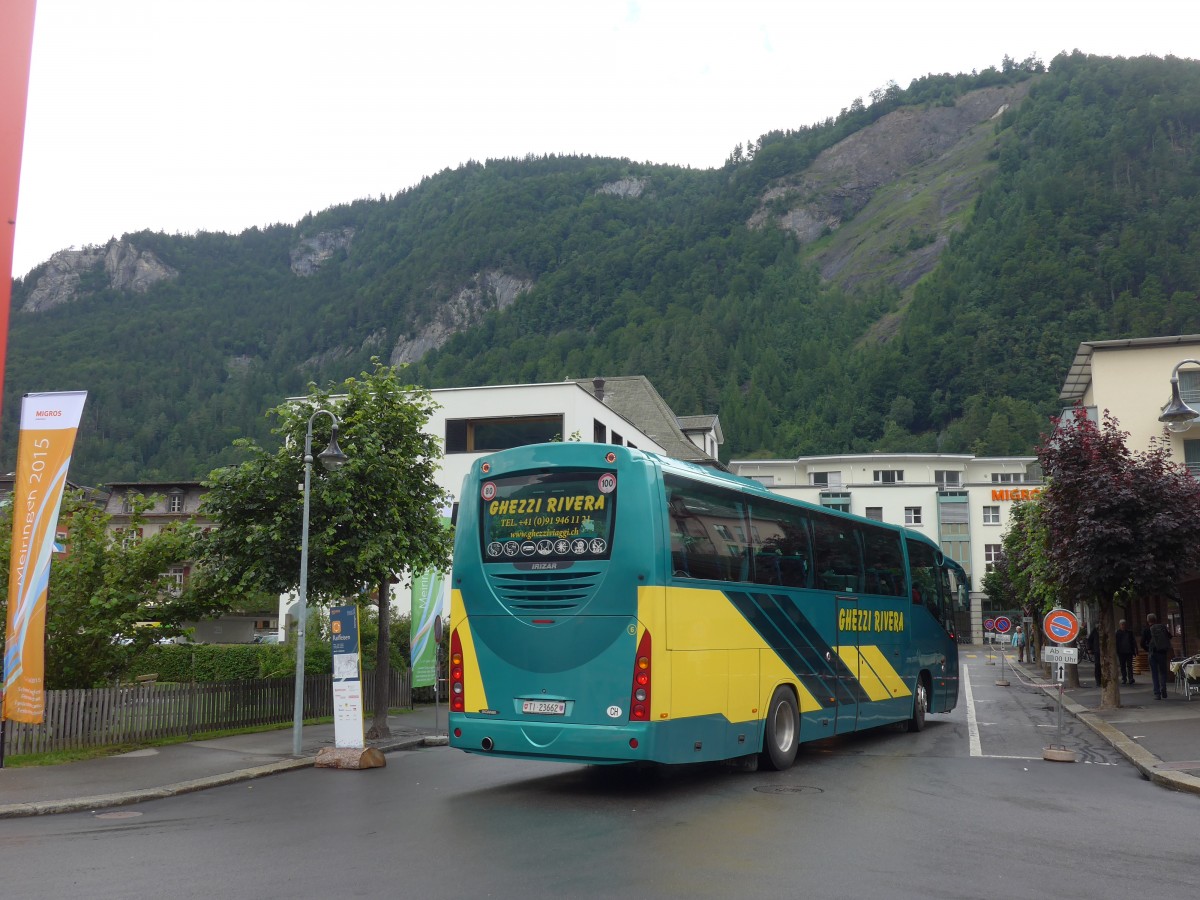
575, 376, 726, 470
1060, 334, 1200, 402
676, 414, 724, 445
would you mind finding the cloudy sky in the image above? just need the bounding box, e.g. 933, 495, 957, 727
10, 0, 1198, 277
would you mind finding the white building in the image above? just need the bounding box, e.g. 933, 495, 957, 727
728, 453, 1044, 642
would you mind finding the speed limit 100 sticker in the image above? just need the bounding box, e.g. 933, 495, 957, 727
480, 481, 497, 502
598, 472, 616, 494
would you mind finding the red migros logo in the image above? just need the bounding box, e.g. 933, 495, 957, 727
34, 409, 63, 418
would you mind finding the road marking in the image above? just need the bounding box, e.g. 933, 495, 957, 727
963, 664, 982, 757
963, 663, 1043, 761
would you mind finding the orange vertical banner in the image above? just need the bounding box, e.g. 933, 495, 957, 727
3, 391, 86, 723
0, 0, 40, 421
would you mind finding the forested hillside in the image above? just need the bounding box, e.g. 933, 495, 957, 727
6, 51, 1200, 486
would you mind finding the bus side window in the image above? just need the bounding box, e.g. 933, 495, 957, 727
906, 538, 942, 620
748, 499, 811, 589
860, 525, 904, 597
664, 475, 747, 583
811, 516, 863, 593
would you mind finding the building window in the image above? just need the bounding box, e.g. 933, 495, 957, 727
819, 492, 851, 514
934, 470, 961, 488
593, 420, 607, 443
611, 431, 624, 446
1181, 370, 1200, 406
991, 472, 1025, 484
984, 543, 1003, 571
1185, 440, 1200, 480
166, 565, 187, 595
747, 475, 775, 487
874, 470, 904, 484
904, 507, 922, 526
983, 505, 1001, 525
445, 415, 564, 453
811, 471, 842, 488
168, 491, 184, 513
865, 507, 883, 521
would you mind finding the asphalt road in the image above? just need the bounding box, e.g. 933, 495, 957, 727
1, 658, 1195, 900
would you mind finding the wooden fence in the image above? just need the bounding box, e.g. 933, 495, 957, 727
1, 670, 410, 757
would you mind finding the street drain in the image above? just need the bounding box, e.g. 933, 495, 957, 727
753, 785, 823, 795
95, 810, 144, 819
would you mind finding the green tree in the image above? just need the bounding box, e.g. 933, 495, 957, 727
0, 491, 209, 688
197, 360, 454, 737
996, 498, 1060, 676
1037, 408, 1200, 709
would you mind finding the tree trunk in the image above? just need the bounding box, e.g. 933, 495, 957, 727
1098, 601, 1121, 709
365, 578, 391, 740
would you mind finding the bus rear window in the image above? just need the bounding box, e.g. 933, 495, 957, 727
479, 469, 617, 563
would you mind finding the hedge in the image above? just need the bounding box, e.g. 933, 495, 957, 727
122, 641, 333, 683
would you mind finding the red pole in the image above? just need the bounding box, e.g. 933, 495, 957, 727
0, 0, 40, 423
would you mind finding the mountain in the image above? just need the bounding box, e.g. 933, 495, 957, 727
7, 51, 1200, 486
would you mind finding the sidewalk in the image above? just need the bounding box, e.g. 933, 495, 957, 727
0, 705, 449, 819
990, 647, 1200, 794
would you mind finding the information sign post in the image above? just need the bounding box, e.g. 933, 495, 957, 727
1041, 609, 1080, 763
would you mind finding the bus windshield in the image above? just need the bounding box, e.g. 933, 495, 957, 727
480, 468, 617, 563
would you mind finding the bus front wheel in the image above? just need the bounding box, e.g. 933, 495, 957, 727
906, 678, 928, 733
760, 686, 799, 771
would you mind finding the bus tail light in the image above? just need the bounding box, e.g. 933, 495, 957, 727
450, 629, 465, 713
629, 630, 651, 721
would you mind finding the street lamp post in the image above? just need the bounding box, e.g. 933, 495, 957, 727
293, 409, 349, 756
1158, 359, 1200, 433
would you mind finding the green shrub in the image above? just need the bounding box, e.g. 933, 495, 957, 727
122, 640, 333, 683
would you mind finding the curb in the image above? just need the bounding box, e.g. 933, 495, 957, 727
0, 734, 441, 819
1025, 671, 1200, 796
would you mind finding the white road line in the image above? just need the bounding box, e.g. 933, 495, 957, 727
963, 664, 982, 757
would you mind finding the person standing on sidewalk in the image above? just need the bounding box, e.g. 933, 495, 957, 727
1141, 613, 1173, 700
1012, 625, 1026, 662
1115, 619, 1137, 685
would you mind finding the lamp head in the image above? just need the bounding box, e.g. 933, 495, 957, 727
1159, 378, 1200, 433
317, 427, 349, 470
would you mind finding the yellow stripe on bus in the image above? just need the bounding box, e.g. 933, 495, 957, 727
644, 586, 822, 720
449, 588, 490, 713
838, 645, 912, 701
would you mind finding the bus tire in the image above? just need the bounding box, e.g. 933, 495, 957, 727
906, 677, 928, 733
760, 686, 799, 771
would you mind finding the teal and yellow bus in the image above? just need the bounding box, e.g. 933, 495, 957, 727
448, 443, 965, 770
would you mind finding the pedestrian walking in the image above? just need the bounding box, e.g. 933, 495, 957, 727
1115, 619, 1137, 685
1011, 625, 1027, 662
1141, 613, 1173, 700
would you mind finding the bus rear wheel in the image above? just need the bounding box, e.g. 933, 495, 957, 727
906, 678, 928, 733
760, 686, 799, 771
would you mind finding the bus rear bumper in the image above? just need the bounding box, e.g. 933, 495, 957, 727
449, 715, 654, 765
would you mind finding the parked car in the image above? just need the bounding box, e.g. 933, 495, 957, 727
252, 633, 281, 644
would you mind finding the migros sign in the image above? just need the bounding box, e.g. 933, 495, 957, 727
991, 488, 1041, 502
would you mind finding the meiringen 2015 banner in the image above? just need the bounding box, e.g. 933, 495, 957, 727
3, 391, 87, 723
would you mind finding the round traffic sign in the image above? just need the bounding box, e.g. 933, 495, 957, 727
994, 616, 1013, 634
983, 617, 996, 632
1043, 608, 1081, 645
